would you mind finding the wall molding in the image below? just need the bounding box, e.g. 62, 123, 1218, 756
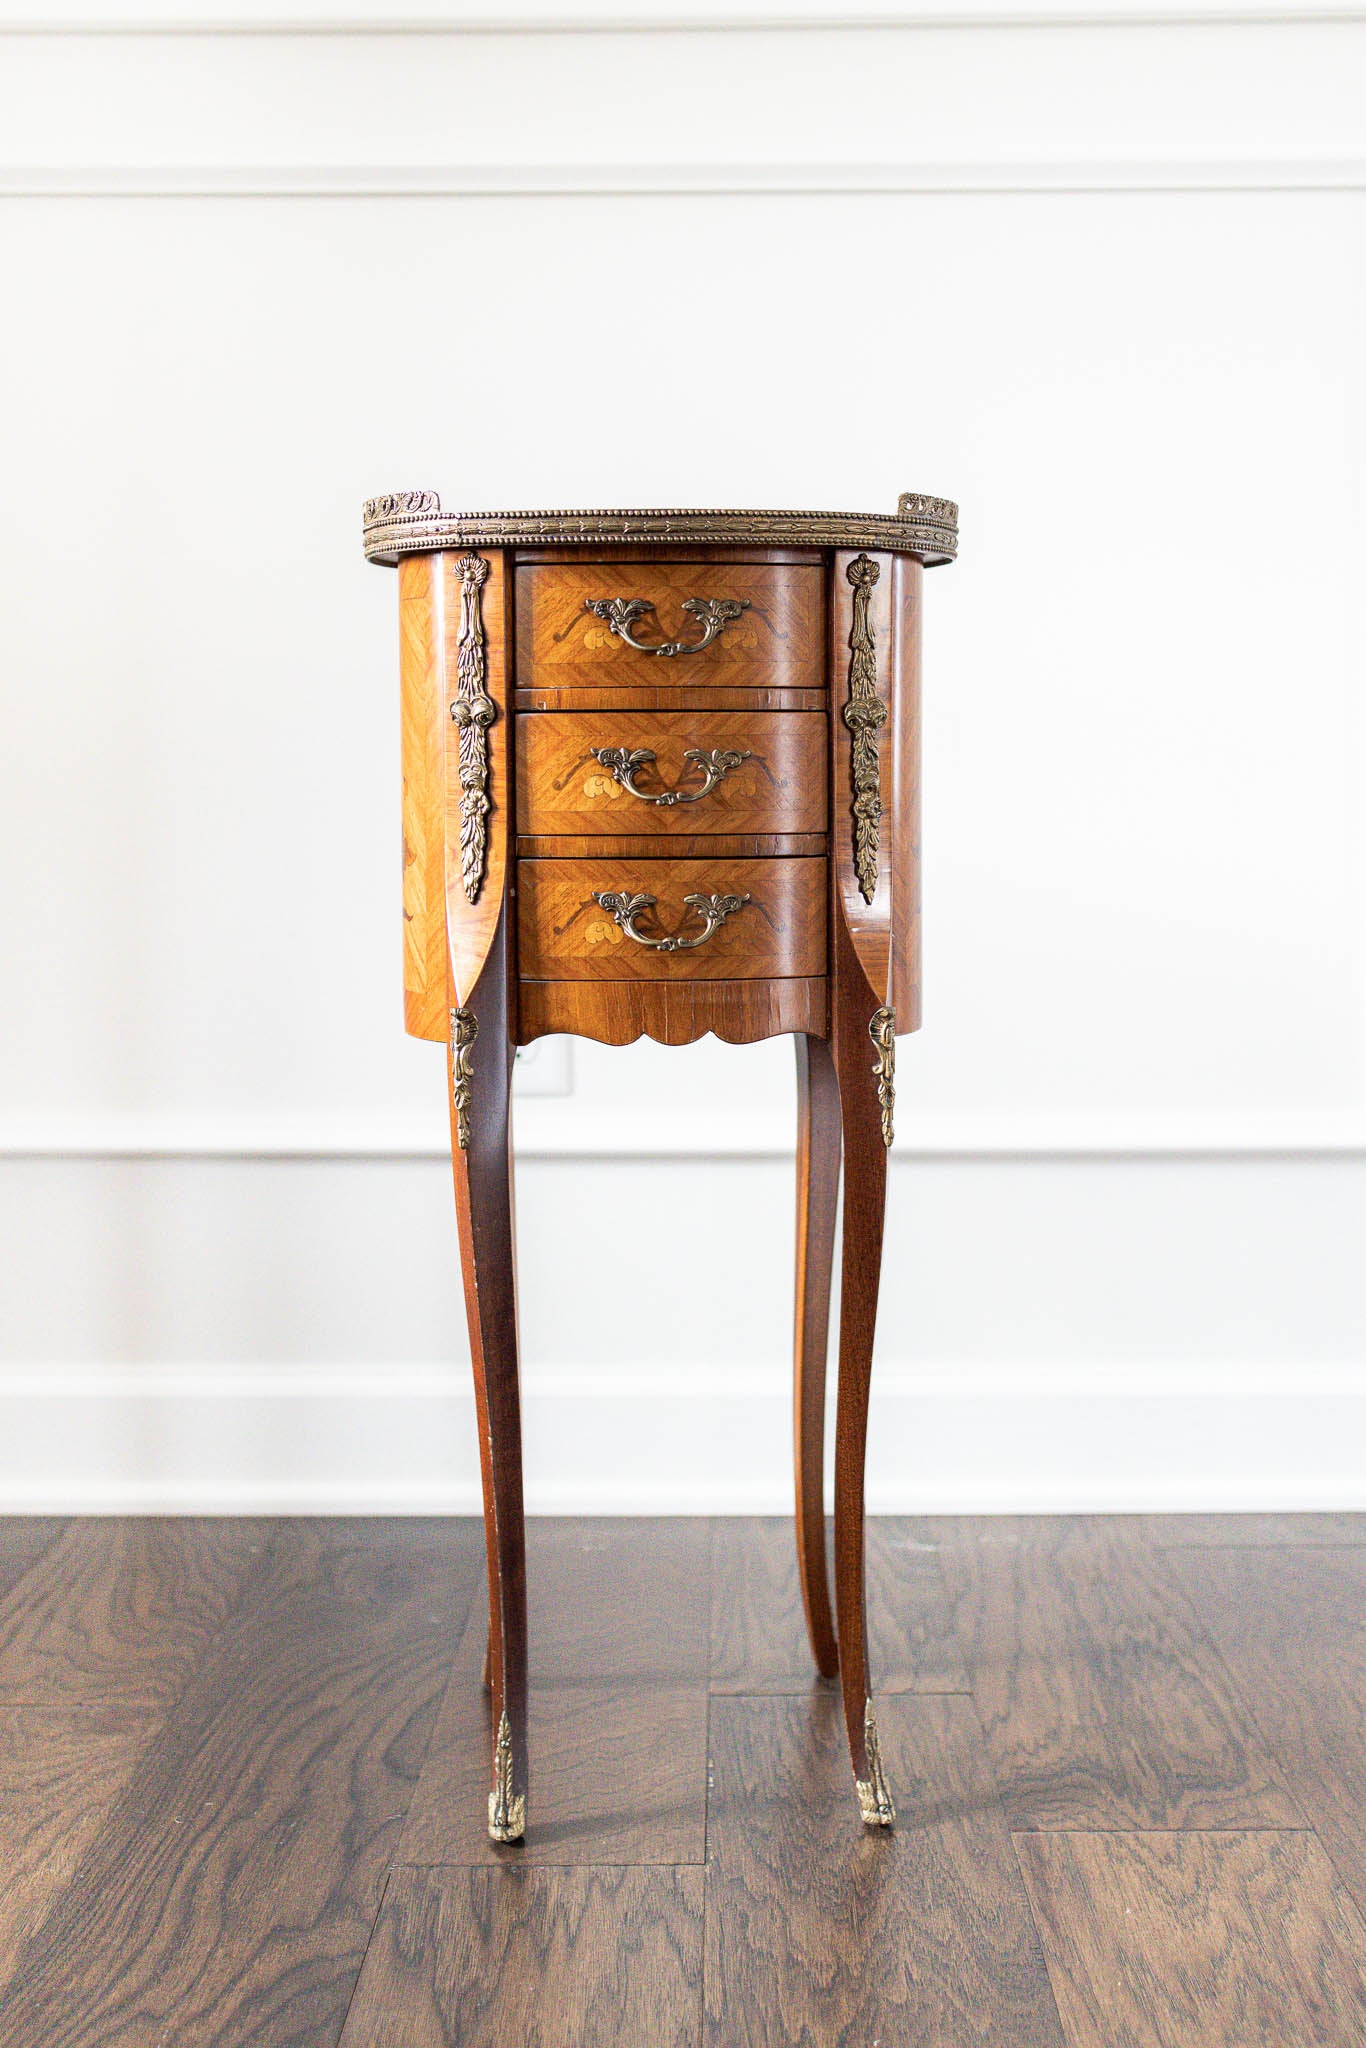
1, 5, 1362, 31
5, 1107, 1366, 1158
2, 1361, 1363, 1513
2, 6, 1359, 30
5, 155, 1366, 196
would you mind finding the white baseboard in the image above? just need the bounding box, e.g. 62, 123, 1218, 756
2, 1365, 1364, 1515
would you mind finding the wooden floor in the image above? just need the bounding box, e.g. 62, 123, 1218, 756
1, 1516, 1365, 2045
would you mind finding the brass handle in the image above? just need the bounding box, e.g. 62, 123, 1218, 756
589, 744, 752, 807
584, 595, 750, 657
592, 888, 750, 952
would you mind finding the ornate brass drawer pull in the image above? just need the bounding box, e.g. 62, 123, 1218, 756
589, 744, 752, 807
592, 888, 750, 951
584, 595, 750, 658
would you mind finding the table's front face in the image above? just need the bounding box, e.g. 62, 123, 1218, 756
397, 542, 922, 1049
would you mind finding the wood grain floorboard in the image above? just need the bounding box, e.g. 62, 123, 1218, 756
520, 1518, 711, 1680
704, 1690, 1065, 2047
1179, 1545, 1366, 1920
0, 1706, 160, 1993
400, 1525, 710, 1866
0, 1517, 269, 1711
0, 1521, 65, 1604
1015, 1829, 1366, 2048
339, 1865, 704, 2048
937, 1516, 1300, 1830
0, 1518, 483, 2048
1148, 1512, 1366, 1548
710, 1516, 968, 1694
400, 1672, 708, 1867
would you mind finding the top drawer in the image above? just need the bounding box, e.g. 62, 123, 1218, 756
515, 562, 825, 692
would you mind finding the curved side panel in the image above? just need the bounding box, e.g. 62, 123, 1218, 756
888, 554, 923, 1031
399, 554, 448, 1042
440, 548, 515, 1012
828, 547, 920, 1025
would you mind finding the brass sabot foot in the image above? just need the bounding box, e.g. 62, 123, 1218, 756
855, 1699, 896, 1828
487, 1708, 526, 1844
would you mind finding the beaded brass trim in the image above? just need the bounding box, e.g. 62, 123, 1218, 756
488, 1708, 526, 1843
450, 1006, 477, 1150
842, 553, 886, 902
362, 493, 958, 566
450, 552, 497, 904
856, 1699, 896, 1827
870, 1006, 895, 1148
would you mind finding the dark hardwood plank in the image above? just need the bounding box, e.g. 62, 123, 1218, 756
937, 1516, 1299, 1830
1150, 1512, 1366, 1548
0, 1517, 269, 1711
521, 1518, 711, 1681
399, 1672, 708, 1868
710, 1516, 967, 1694
1179, 1545, 1366, 1920
0, 1518, 483, 2048
400, 1528, 711, 1865
0, 1707, 160, 1992
1016, 1830, 1366, 2048
703, 1691, 1064, 2047
0, 1522, 65, 1605
339, 1864, 703, 2048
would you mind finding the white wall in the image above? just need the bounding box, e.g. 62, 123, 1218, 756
1, 4, 1364, 1511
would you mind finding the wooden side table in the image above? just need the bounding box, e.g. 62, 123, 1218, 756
363, 493, 958, 1842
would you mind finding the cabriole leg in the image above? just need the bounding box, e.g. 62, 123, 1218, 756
831, 991, 896, 1827
793, 1032, 841, 1680
447, 912, 528, 1844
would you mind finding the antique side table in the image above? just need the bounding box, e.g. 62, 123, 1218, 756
363, 492, 958, 1843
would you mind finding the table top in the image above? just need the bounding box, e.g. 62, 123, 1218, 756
361, 491, 959, 567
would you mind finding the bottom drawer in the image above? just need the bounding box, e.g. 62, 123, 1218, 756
517, 857, 826, 981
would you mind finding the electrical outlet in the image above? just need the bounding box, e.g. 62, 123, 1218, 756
513, 1036, 574, 1098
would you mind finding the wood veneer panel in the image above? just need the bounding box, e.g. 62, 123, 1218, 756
0, 1520, 483, 2048
829, 548, 894, 998
399, 553, 448, 1043
0, 1706, 159, 1995
1179, 1546, 1366, 1921
517, 832, 827, 859
516, 560, 824, 693
516, 709, 826, 838
0, 1517, 266, 1712
516, 685, 826, 713
441, 547, 514, 1014
936, 1516, 1299, 1830
888, 552, 923, 1025
338, 1865, 704, 2048
1015, 1830, 1366, 2048
517, 975, 828, 1045
518, 857, 826, 982
703, 1692, 1064, 2048
708, 1517, 968, 1695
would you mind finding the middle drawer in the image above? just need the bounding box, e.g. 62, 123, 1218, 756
516, 710, 826, 837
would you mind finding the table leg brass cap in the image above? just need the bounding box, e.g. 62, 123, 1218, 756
487, 1794, 527, 1845
856, 1699, 896, 1827
488, 1707, 526, 1842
